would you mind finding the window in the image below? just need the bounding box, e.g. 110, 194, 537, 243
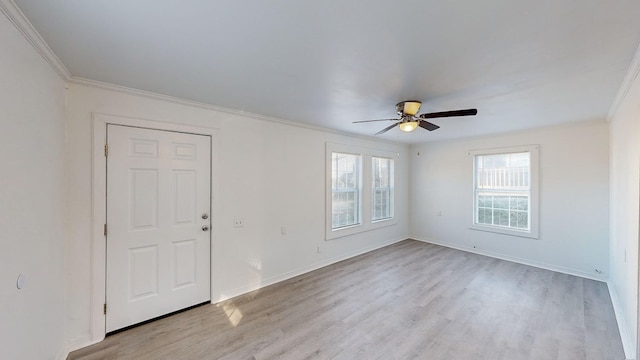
470, 145, 539, 238
326, 143, 397, 240
372, 157, 393, 221
331, 152, 361, 229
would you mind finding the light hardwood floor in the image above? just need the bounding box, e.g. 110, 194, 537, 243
68, 240, 625, 360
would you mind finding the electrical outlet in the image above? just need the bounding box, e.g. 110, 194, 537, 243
234, 219, 244, 228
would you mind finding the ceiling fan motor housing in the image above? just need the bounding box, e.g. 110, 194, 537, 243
396, 100, 422, 116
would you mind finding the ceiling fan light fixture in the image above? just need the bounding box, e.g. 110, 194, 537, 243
353, 100, 477, 135
399, 121, 419, 132
397, 101, 422, 116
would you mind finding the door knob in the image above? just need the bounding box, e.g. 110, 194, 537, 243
202, 225, 209, 231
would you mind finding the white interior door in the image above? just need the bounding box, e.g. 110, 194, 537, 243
106, 124, 211, 332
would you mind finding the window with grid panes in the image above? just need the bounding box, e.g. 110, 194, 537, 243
331, 152, 361, 229
471, 146, 539, 238
372, 157, 393, 221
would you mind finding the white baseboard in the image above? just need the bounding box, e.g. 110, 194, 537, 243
65, 236, 626, 358
608, 281, 636, 360
63, 237, 407, 356
213, 236, 407, 303
56, 349, 69, 360
410, 236, 607, 282
62, 333, 101, 359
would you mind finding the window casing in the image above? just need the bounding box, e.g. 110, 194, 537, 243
470, 145, 539, 239
326, 143, 397, 240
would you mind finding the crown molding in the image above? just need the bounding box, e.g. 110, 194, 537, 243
0, 0, 71, 80
69, 76, 279, 120
69, 76, 402, 146
607, 42, 640, 122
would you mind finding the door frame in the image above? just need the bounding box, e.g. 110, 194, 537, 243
90, 113, 220, 342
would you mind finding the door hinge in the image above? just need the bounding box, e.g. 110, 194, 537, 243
103, 303, 107, 315
104, 224, 107, 236
104, 144, 109, 157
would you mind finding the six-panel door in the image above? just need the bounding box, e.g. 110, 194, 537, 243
106, 124, 211, 332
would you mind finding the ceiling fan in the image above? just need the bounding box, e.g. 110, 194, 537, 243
353, 100, 478, 135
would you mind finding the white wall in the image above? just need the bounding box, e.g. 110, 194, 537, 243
409, 121, 610, 279
0, 11, 67, 360
609, 53, 640, 359
64, 82, 410, 348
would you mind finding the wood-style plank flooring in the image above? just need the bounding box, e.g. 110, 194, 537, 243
68, 240, 625, 360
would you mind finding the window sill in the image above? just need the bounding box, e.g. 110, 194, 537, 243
469, 224, 538, 239
327, 218, 396, 241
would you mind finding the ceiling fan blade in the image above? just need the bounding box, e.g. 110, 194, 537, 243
375, 122, 400, 135
353, 118, 399, 123
419, 108, 478, 119
418, 120, 440, 131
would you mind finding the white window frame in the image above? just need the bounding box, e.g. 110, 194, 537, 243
326, 143, 397, 240
469, 145, 539, 239
371, 156, 394, 222
331, 152, 362, 229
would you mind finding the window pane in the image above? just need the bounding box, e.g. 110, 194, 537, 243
332, 152, 360, 229
495, 210, 509, 226
372, 157, 393, 221
477, 152, 530, 190
478, 195, 492, 207
517, 197, 528, 211
494, 196, 509, 209
478, 207, 491, 225
509, 211, 518, 228
517, 211, 528, 229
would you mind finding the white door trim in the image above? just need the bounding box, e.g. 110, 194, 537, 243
91, 112, 220, 343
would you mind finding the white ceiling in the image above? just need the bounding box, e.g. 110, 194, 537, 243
14, 0, 640, 143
